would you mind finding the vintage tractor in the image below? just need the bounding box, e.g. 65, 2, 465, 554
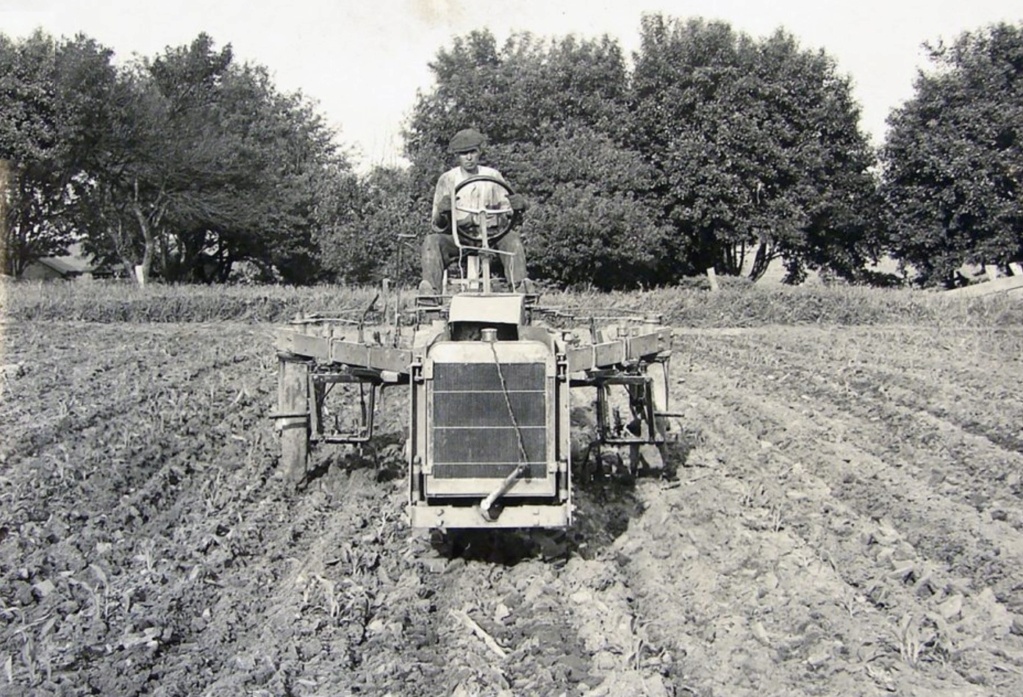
273, 175, 676, 529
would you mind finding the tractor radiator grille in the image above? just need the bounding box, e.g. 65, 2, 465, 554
431, 362, 547, 479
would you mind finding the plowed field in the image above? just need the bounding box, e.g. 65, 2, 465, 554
2, 320, 1022, 696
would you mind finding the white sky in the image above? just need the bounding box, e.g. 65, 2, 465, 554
2, 0, 1020, 172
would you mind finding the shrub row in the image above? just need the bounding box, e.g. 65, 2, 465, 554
2, 279, 1021, 327
0, 281, 381, 324
551, 285, 1023, 328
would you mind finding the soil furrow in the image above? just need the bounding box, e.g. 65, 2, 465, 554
4, 320, 1022, 696
677, 362, 1023, 691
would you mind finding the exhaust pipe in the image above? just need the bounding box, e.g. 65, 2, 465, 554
478, 463, 528, 521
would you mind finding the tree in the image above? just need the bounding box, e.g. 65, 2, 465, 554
489, 130, 668, 288
405, 30, 633, 182
314, 164, 421, 285
880, 22, 1023, 285
404, 30, 669, 289
630, 15, 881, 283
0, 31, 118, 276
78, 34, 346, 284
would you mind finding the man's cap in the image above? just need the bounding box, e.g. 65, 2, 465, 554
448, 128, 486, 154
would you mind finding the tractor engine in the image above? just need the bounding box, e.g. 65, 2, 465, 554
408, 294, 571, 528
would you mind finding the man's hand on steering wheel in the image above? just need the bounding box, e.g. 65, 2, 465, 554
432, 196, 453, 228
508, 193, 528, 212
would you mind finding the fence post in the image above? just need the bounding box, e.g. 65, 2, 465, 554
707, 267, 720, 292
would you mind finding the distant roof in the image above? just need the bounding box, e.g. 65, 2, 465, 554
35, 254, 94, 275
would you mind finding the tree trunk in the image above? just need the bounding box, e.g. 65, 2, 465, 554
0, 160, 9, 276
132, 201, 154, 286
158, 233, 172, 281
11, 177, 35, 278
130, 179, 166, 285
106, 215, 138, 282
100, 187, 139, 279
747, 240, 776, 281
218, 254, 234, 283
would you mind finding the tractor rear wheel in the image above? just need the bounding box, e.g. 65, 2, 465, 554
278, 356, 309, 482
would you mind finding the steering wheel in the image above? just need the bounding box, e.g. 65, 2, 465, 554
450, 174, 516, 245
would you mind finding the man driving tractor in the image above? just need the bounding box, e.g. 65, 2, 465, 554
419, 128, 532, 294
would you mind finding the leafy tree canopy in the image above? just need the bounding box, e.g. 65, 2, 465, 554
881, 22, 1023, 285
78, 33, 352, 283
404, 29, 669, 289
314, 164, 421, 285
0, 31, 118, 275
631, 14, 881, 283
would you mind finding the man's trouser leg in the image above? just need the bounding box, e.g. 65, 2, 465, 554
422, 233, 460, 292
495, 230, 527, 288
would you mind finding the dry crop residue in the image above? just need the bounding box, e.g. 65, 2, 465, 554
1, 321, 1021, 696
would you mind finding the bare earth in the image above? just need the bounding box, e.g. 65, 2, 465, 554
2, 321, 1022, 696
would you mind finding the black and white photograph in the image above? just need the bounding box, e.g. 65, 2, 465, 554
1, 1, 1022, 695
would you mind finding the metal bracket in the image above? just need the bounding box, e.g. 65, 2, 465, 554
309, 368, 379, 444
